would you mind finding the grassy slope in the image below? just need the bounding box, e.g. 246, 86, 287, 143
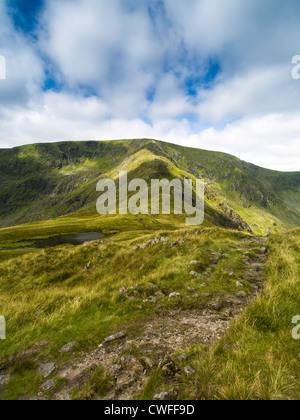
179, 229, 300, 400
0, 222, 254, 400
1, 222, 299, 400
0, 139, 299, 234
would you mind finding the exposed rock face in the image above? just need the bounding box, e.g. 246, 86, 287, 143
219, 203, 253, 233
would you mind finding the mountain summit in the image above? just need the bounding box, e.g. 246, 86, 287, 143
0, 139, 299, 234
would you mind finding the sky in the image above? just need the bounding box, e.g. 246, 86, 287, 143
0, 0, 300, 171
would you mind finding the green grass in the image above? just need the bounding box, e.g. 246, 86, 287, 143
0, 217, 255, 400
178, 228, 300, 400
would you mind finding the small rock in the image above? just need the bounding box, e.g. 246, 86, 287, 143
190, 271, 203, 278
154, 392, 169, 400
193, 294, 200, 299
149, 285, 159, 293
0, 374, 11, 387
84, 262, 91, 270
141, 357, 155, 370
189, 261, 198, 266
184, 366, 196, 375
169, 242, 178, 248
162, 361, 177, 375
210, 257, 221, 265
229, 272, 234, 277
201, 293, 212, 298
143, 297, 157, 304
59, 342, 77, 353
237, 291, 248, 299
167, 388, 179, 400
177, 354, 189, 361
210, 299, 223, 311
168, 292, 181, 300
39, 363, 57, 379
104, 331, 126, 344
236, 281, 244, 288
40, 379, 55, 392
188, 287, 195, 292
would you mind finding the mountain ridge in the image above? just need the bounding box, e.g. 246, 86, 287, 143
0, 138, 299, 234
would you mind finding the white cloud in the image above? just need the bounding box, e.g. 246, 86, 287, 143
0, 0, 299, 172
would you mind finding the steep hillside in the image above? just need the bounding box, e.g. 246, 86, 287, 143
0, 139, 299, 234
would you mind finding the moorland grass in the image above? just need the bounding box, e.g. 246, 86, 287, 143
0, 220, 251, 399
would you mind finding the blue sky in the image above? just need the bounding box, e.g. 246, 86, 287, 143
0, 0, 300, 170
7, 0, 44, 33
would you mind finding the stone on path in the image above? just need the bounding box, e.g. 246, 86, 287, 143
103, 331, 126, 344
59, 342, 77, 353
236, 281, 244, 288
39, 363, 57, 379
184, 366, 196, 375
0, 374, 11, 387
40, 379, 55, 392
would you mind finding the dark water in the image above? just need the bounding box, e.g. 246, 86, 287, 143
14, 232, 105, 250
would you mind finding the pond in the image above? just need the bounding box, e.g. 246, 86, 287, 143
12, 232, 105, 250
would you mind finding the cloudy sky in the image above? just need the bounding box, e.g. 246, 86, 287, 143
0, 0, 300, 171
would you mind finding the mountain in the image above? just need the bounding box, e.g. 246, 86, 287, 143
0, 138, 299, 234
